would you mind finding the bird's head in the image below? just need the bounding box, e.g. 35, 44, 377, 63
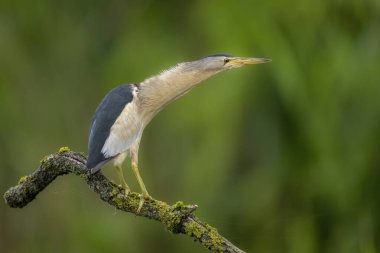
197, 54, 271, 72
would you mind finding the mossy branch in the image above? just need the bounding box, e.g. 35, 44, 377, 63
3, 148, 245, 253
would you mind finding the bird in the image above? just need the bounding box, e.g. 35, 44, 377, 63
86, 54, 271, 211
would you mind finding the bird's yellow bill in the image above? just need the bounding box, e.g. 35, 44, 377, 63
226, 57, 271, 67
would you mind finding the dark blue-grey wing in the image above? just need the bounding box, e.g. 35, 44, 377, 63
86, 84, 135, 171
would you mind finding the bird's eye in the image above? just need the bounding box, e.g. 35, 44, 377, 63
224, 58, 230, 64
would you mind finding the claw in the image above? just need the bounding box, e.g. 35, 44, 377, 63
137, 193, 151, 213
122, 187, 130, 196
137, 195, 144, 213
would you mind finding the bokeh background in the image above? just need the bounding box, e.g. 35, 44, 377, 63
1, 0, 380, 252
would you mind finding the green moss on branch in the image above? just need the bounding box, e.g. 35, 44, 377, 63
3, 149, 245, 253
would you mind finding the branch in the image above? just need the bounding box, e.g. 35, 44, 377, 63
3, 148, 245, 253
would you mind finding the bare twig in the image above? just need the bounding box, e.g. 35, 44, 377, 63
3, 148, 245, 253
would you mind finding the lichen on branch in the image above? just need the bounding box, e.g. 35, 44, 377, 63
3, 148, 245, 253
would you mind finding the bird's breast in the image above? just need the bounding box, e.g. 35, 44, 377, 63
101, 100, 143, 157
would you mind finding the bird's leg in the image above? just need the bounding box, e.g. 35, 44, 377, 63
131, 162, 149, 196
131, 162, 150, 212
130, 142, 150, 212
115, 165, 130, 195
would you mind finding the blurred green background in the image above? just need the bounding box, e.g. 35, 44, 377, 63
1, 0, 380, 252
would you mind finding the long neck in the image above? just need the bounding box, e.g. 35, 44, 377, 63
137, 62, 219, 123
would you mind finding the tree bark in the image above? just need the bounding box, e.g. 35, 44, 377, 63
3, 148, 245, 253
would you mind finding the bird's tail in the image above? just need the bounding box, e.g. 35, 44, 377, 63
88, 158, 113, 174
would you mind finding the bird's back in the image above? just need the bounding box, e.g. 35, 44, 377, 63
87, 84, 135, 172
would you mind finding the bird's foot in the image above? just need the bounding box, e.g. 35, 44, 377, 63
119, 180, 130, 196
121, 185, 130, 196
137, 191, 150, 213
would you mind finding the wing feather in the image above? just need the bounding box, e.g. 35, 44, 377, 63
86, 84, 135, 170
